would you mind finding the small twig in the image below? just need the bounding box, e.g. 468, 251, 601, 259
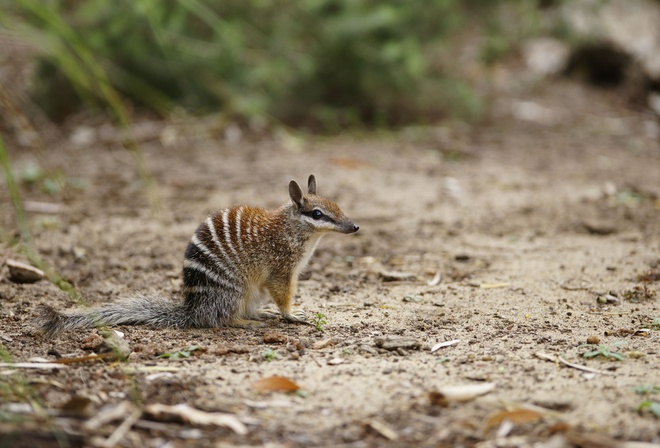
0, 362, 67, 370
309, 353, 323, 367
535, 352, 612, 375
430, 339, 460, 353
52, 353, 118, 364
101, 407, 142, 447
84, 401, 135, 431
587, 311, 631, 316
559, 279, 592, 291
23, 201, 66, 214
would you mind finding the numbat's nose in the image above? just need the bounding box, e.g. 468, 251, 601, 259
346, 223, 359, 234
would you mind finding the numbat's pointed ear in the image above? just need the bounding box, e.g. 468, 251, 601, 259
289, 179, 304, 207
308, 174, 317, 195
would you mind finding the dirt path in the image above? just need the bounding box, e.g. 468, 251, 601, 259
1, 80, 659, 446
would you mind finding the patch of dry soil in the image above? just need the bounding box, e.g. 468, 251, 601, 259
1, 80, 659, 446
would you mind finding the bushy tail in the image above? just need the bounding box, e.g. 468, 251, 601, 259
37, 295, 192, 336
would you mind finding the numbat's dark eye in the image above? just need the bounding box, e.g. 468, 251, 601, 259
312, 210, 323, 219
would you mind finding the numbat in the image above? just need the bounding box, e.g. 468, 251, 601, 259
39, 175, 358, 335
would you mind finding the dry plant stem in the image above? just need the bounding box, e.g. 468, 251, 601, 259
84, 402, 135, 431
0, 362, 67, 370
0, 134, 30, 246
535, 352, 612, 375
52, 353, 118, 364
11, 0, 164, 220
0, 133, 85, 305
102, 407, 142, 448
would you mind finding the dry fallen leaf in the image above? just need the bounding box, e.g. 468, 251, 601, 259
429, 383, 495, 406
6, 259, 44, 284
364, 419, 398, 441
430, 339, 460, 353
252, 376, 301, 393
485, 408, 544, 431
327, 357, 345, 365
565, 429, 621, 448
427, 271, 442, 286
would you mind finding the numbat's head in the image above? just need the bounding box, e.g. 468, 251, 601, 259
289, 175, 359, 235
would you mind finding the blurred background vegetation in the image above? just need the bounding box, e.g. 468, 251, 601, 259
0, 0, 553, 132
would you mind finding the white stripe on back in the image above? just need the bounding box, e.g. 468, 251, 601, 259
235, 206, 246, 253
206, 215, 238, 268
183, 258, 240, 292
222, 209, 240, 259
191, 234, 238, 282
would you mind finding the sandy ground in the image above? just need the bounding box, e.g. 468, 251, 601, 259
1, 80, 659, 447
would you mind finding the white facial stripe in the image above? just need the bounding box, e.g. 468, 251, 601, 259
301, 215, 337, 230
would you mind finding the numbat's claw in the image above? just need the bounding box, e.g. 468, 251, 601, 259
283, 310, 307, 323
259, 308, 281, 319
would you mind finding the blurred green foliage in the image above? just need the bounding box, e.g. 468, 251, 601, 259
1, 0, 547, 128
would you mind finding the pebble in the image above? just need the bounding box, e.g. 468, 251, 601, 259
597, 294, 619, 305
378, 271, 418, 282
263, 331, 287, 344
100, 330, 131, 360
586, 335, 600, 345
6, 259, 45, 284
374, 336, 421, 351
81, 333, 104, 350
312, 338, 335, 350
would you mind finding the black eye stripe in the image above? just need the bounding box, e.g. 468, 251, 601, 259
303, 210, 334, 222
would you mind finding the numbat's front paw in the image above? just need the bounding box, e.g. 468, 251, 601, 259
259, 308, 282, 319
283, 309, 307, 323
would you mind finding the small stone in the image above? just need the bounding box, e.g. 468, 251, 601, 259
327, 357, 344, 365
6, 259, 45, 284
378, 271, 418, 282
312, 338, 335, 350
100, 330, 131, 361
212, 344, 250, 356
586, 335, 600, 345
374, 336, 421, 351
358, 345, 378, 355
581, 220, 617, 235
81, 333, 104, 350
73, 247, 87, 261
263, 331, 287, 344
597, 294, 620, 305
